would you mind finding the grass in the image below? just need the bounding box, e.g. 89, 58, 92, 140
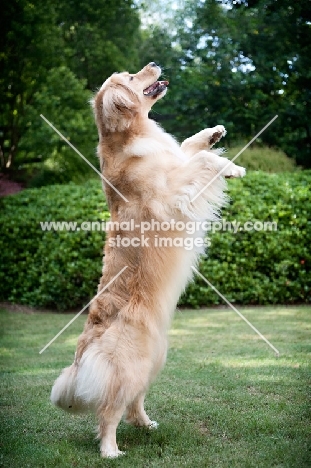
0, 305, 310, 467
226, 143, 297, 173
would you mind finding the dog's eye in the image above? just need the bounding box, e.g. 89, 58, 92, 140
129, 76, 134, 81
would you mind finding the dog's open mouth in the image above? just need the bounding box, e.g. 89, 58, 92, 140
143, 81, 169, 97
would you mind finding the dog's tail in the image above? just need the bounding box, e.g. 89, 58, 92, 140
51, 323, 154, 415
50, 363, 91, 413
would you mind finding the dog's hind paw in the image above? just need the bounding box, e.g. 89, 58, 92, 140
148, 420, 159, 429
101, 448, 125, 458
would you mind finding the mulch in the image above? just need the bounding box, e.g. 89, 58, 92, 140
0, 173, 24, 197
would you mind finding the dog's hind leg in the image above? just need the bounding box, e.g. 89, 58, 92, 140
97, 404, 126, 458
181, 125, 227, 157
124, 341, 167, 429
124, 392, 158, 429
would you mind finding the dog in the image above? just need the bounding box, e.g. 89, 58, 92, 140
50, 62, 246, 458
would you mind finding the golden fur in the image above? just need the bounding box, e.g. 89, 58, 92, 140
51, 62, 246, 458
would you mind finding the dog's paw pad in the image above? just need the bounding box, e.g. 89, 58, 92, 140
214, 125, 227, 137
148, 420, 159, 429
209, 125, 227, 145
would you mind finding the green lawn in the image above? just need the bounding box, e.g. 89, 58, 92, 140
0, 306, 310, 467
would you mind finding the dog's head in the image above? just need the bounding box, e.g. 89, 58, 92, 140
92, 62, 169, 133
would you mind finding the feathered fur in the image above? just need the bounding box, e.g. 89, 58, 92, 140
51, 63, 245, 458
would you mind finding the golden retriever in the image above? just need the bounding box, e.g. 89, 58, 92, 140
50, 62, 245, 458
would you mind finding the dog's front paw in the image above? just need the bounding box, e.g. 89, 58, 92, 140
214, 125, 227, 137
209, 125, 227, 146
224, 163, 246, 178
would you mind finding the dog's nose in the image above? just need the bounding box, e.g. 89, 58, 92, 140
149, 62, 158, 67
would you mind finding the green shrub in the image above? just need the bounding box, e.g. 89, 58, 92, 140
0, 172, 310, 309
181, 171, 311, 306
226, 143, 297, 173
0, 182, 108, 309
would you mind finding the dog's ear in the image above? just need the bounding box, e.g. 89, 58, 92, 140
101, 84, 137, 132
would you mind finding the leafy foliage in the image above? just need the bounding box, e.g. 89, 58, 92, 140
18, 66, 98, 187
1, 172, 310, 309
59, 0, 141, 90
226, 144, 297, 173
141, 0, 311, 166
1, 0, 310, 185
0, 182, 108, 309
0, 0, 141, 182
232, 0, 311, 166
0, 0, 63, 171
181, 170, 311, 307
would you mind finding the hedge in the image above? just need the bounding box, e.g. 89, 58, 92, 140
226, 143, 297, 173
0, 171, 310, 309
0, 182, 107, 310
181, 171, 311, 306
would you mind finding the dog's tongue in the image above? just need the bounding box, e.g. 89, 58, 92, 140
143, 81, 169, 96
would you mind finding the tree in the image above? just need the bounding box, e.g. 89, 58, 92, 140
0, 0, 63, 172
229, 0, 311, 166
17, 66, 97, 186
57, 0, 141, 90
140, 0, 311, 166
0, 0, 142, 183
